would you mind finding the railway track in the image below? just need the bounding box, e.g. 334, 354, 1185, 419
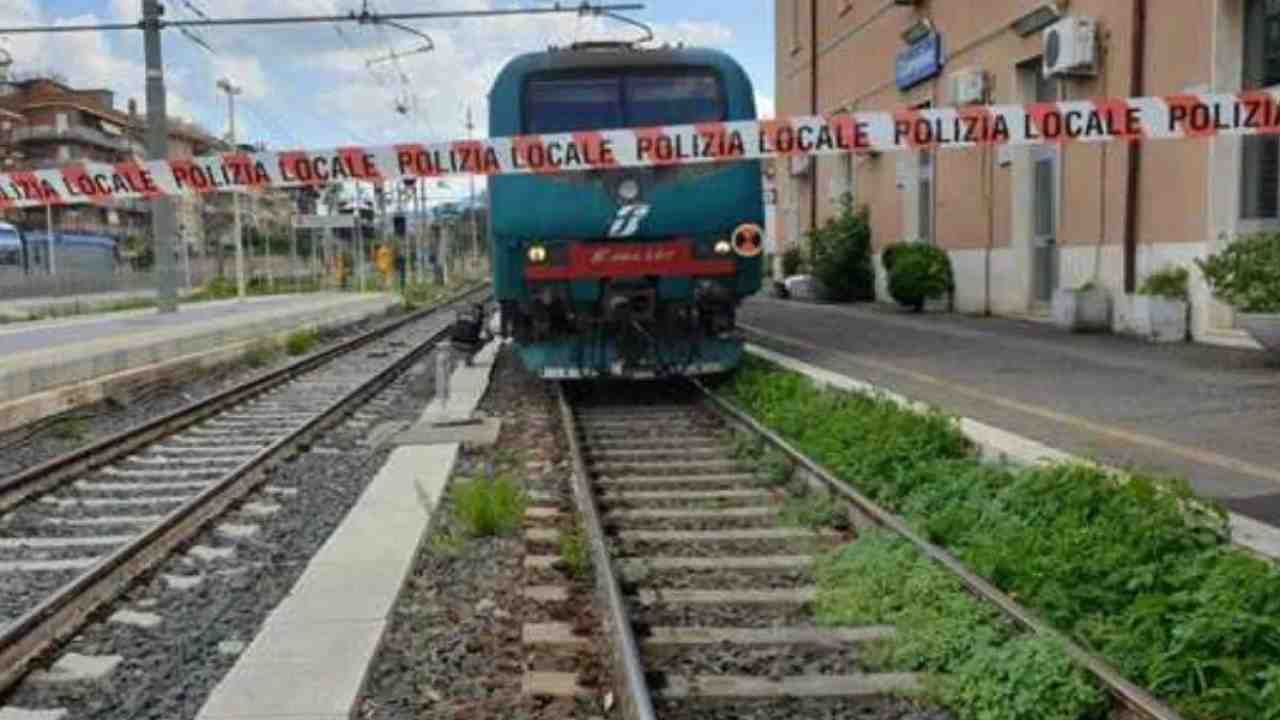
542, 379, 1185, 720
0, 286, 487, 695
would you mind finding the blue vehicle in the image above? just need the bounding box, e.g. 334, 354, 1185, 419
489, 43, 766, 379
21, 231, 119, 276
0, 222, 27, 277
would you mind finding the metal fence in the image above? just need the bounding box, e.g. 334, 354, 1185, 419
0, 257, 320, 302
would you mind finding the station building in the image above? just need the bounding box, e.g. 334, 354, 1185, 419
773, 0, 1277, 346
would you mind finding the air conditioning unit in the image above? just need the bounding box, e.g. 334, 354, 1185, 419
950, 69, 988, 105
1043, 17, 1097, 77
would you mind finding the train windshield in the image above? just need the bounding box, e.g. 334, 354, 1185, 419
525, 71, 723, 133
0, 228, 21, 267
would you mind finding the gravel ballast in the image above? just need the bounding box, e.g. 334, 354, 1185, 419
0, 310, 459, 720
359, 346, 616, 720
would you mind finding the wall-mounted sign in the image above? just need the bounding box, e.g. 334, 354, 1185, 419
896, 33, 944, 92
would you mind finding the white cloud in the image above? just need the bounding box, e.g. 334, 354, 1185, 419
4, 0, 743, 152
755, 94, 775, 119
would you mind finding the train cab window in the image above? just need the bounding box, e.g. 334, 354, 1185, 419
525, 78, 623, 134
524, 71, 724, 133
626, 74, 722, 126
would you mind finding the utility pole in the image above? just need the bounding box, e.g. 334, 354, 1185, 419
44, 202, 54, 276
466, 105, 479, 277
143, 0, 178, 313
217, 77, 245, 301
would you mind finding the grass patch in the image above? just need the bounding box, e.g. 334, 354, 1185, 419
452, 475, 527, 538
243, 339, 281, 369
284, 328, 320, 356
816, 533, 1104, 720
779, 491, 847, 530
49, 416, 89, 441
717, 357, 1280, 720
558, 523, 591, 581
757, 447, 794, 488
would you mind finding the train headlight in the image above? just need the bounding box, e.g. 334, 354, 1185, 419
714, 240, 733, 256
527, 244, 548, 264
617, 178, 641, 203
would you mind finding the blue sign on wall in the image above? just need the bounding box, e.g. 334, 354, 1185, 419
896, 33, 944, 91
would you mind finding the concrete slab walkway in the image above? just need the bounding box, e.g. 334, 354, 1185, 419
195, 340, 501, 720
740, 296, 1280, 527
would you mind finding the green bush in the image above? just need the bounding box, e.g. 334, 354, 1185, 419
887, 243, 953, 312
1196, 232, 1280, 312
807, 202, 875, 302
1139, 266, 1190, 301
720, 358, 1280, 720
781, 245, 806, 277
284, 328, 320, 356
452, 475, 527, 538
881, 242, 906, 273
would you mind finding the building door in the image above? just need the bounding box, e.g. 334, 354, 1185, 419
1023, 60, 1059, 305
1031, 145, 1058, 302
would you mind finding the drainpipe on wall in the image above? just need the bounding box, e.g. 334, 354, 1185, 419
809, 0, 819, 240
1123, 0, 1146, 293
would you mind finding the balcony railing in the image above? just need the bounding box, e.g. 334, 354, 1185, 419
10, 124, 131, 152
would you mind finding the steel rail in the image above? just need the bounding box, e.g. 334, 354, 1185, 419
0, 285, 488, 694
0, 284, 485, 514
554, 383, 657, 720
695, 380, 1185, 720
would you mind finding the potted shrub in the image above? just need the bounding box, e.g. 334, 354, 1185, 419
809, 202, 875, 303
1197, 232, 1280, 353
1052, 281, 1111, 333
885, 242, 953, 312
1133, 266, 1190, 343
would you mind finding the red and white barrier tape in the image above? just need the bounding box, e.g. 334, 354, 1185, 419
2, 91, 1277, 209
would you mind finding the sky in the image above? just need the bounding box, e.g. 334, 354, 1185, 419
0, 1, 776, 184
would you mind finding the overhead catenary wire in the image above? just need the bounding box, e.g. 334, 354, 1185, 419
176, 0, 377, 147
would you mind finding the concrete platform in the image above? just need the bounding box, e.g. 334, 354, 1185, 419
0, 288, 201, 322
195, 339, 501, 720
0, 292, 396, 433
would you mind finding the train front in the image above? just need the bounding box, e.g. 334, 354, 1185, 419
489, 45, 765, 379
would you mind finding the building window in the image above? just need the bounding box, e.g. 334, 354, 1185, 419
1242, 0, 1280, 219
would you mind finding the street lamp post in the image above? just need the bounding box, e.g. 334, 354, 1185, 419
216, 77, 246, 301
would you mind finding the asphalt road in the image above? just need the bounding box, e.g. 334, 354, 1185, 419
739, 296, 1280, 525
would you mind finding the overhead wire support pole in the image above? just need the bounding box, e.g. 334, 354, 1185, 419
142, 0, 179, 314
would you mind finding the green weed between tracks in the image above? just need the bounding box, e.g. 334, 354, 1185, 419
558, 523, 591, 581
452, 475, 527, 538
817, 533, 1103, 720
284, 328, 320, 356
716, 358, 1280, 720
